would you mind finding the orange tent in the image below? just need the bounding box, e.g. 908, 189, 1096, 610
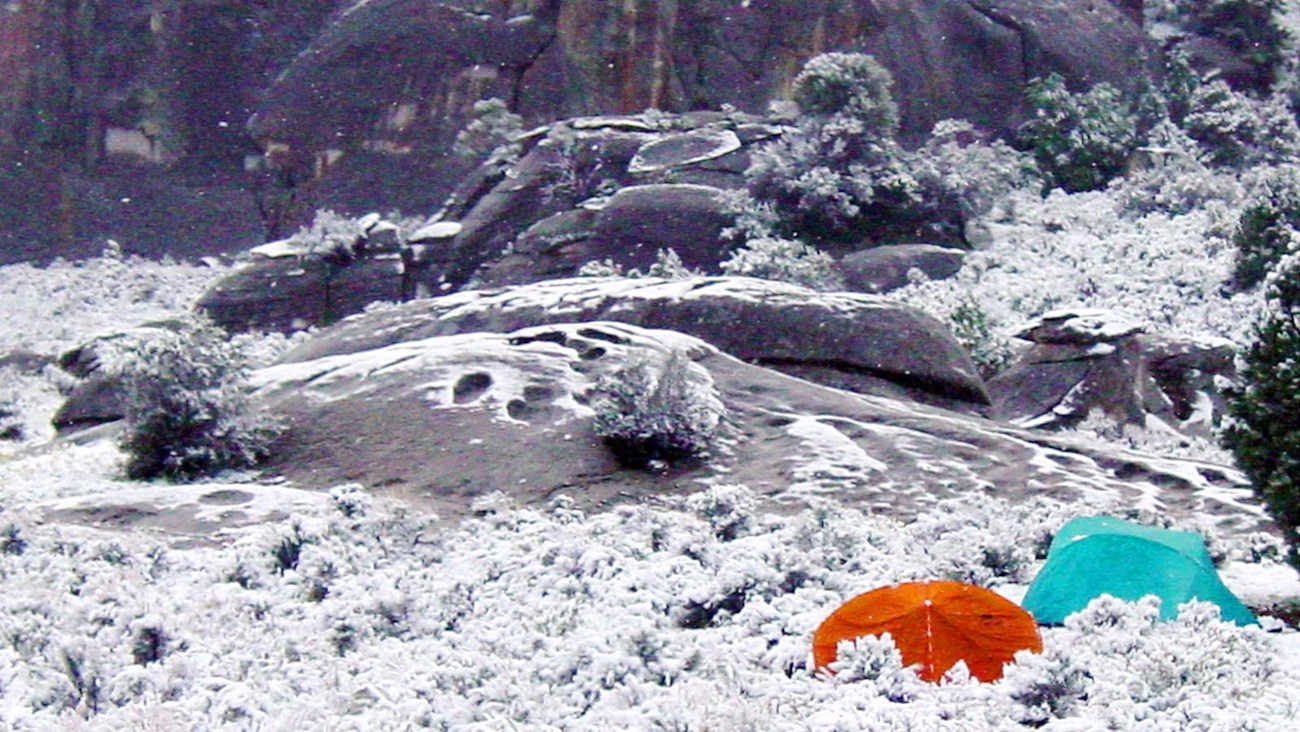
813, 580, 1042, 683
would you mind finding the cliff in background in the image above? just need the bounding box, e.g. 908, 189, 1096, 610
0, 0, 1147, 263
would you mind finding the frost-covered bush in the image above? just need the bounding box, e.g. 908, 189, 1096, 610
1231, 165, 1300, 289
890, 182, 1265, 367
1017, 74, 1139, 193
0, 522, 25, 555
453, 97, 524, 163
592, 350, 724, 469
1227, 253, 1300, 569
719, 237, 844, 291
0, 252, 224, 356
791, 52, 899, 136
576, 248, 700, 280
1182, 80, 1300, 167
745, 53, 924, 246
683, 483, 757, 541
1112, 119, 1244, 217
107, 316, 280, 481
290, 209, 368, 264
904, 119, 1041, 226
827, 634, 923, 702
0, 396, 21, 441
947, 299, 1017, 379
744, 116, 919, 245
0, 483, 1293, 730
1067, 409, 1235, 464
1006, 595, 1283, 728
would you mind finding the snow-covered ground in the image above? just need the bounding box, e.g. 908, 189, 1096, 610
3, 189, 1300, 728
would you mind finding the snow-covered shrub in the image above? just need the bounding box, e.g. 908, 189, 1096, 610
947, 299, 1016, 379
1182, 80, 1300, 167
1226, 252, 1300, 569
0, 522, 25, 555
290, 209, 367, 264
1112, 119, 1245, 217
905, 119, 1041, 227
1002, 643, 1090, 725
745, 53, 924, 246
0, 398, 20, 441
791, 52, 899, 135
1016, 74, 1139, 192
827, 634, 923, 702
905, 498, 1071, 584
744, 116, 918, 245
0, 252, 224, 356
642, 248, 699, 279
1231, 165, 1300, 289
575, 258, 624, 278
577, 249, 700, 280
683, 483, 757, 541
720, 237, 844, 291
107, 315, 280, 481
452, 97, 524, 163
890, 181, 1266, 373
1066, 409, 1229, 463
1023, 595, 1283, 727
591, 350, 724, 469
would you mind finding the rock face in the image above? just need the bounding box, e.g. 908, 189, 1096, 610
240, 0, 1147, 224
279, 276, 991, 412
988, 309, 1238, 436
434, 114, 771, 292
252, 0, 1146, 150
840, 244, 966, 294
249, 319, 1262, 531
196, 215, 412, 334
198, 114, 779, 331
1, 0, 1151, 263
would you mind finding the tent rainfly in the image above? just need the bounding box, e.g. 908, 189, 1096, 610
1022, 515, 1257, 626
812, 580, 1043, 683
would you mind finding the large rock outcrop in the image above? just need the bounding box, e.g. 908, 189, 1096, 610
243, 0, 1147, 224
248, 318, 1262, 530
252, 0, 1146, 151
434, 114, 778, 291
278, 276, 991, 412
197, 113, 781, 331
1, 0, 1149, 263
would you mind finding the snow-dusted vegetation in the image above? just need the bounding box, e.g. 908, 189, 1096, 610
1, 474, 1298, 730
7, 3, 1300, 728
1, 240, 1299, 728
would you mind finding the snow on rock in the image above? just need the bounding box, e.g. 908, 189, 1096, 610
992, 308, 1238, 438
252, 318, 1268, 533
627, 128, 743, 173
248, 237, 305, 259
40, 483, 333, 544
1015, 308, 1147, 344
408, 220, 462, 241
279, 275, 991, 413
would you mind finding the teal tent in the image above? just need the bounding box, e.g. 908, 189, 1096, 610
1022, 516, 1257, 626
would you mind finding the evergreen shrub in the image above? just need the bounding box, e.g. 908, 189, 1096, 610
1231, 166, 1300, 289
719, 237, 844, 291
1227, 252, 1300, 569
592, 350, 723, 470
1016, 74, 1139, 193
110, 316, 280, 481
